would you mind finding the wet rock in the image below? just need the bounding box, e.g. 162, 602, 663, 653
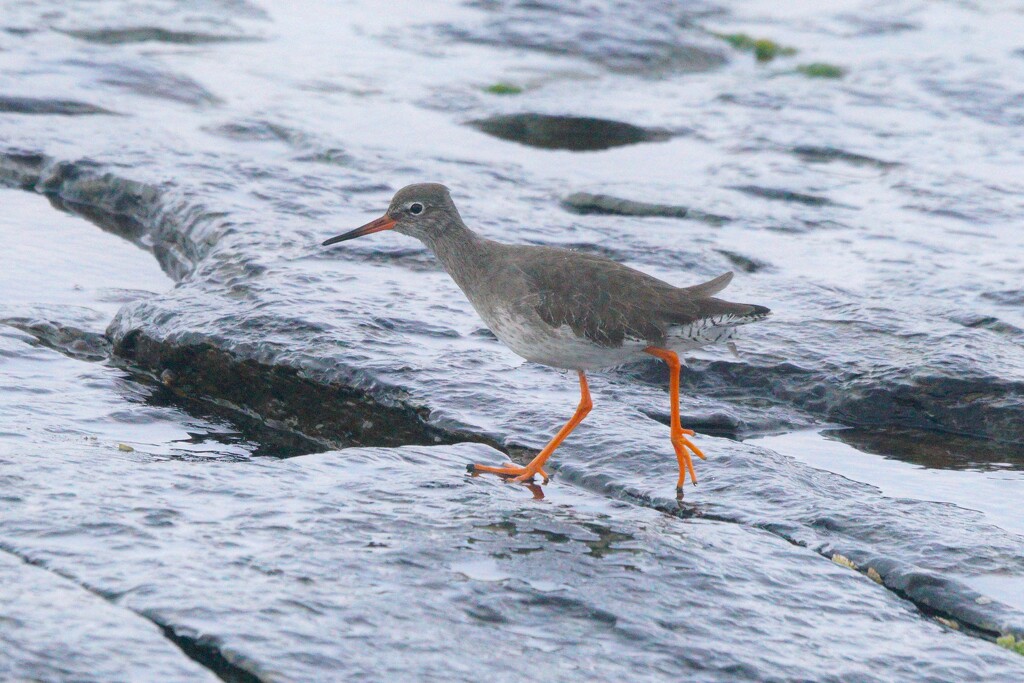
4, 441, 1024, 681
0, 550, 218, 682
0, 152, 216, 280
4, 155, 1020, 642
4, 147, 1022, 450
562, 192, 730, 225
678, 352, 1024, 447
0, 318, 110, 361
468, 114, 671, 151
443, 0, 726, 75
4, 151, 1023, 447
0, 95, 113, 115
730, 184, 837, 206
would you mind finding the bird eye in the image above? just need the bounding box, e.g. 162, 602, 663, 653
409, 202, 424, 215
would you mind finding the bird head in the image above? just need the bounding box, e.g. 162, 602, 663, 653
322, 183, 460, 247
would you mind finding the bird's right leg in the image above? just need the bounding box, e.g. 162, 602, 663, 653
645, 347, 706, 491
468, 371, 592, 484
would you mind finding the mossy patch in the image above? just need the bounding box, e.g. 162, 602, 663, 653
714, 32, 797, 62
483, 82, 523, 95
997, 635, 1024, 656
797, 62, 846, 78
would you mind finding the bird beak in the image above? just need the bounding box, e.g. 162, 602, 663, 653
322, 214, 397, 246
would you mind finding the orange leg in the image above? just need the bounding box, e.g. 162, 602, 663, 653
645, 347, 706, 491
469, 371, 592, 484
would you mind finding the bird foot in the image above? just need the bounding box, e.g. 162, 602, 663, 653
673, 432, 705, 460
671, 430, 705, 488
467, 463, 549, 484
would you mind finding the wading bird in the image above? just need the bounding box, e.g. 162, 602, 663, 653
324, 184, 769, 494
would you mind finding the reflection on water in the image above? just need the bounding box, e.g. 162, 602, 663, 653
828, 426, 1024, 472
749, 430, 1024, 537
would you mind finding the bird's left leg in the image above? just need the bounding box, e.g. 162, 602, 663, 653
469, 371, 592, 484
645, 347, 705, 491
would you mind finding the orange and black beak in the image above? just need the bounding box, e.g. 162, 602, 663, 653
322, 214, 396, 246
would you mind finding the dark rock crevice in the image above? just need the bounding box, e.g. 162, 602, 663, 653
156, 625, 265, 683
113, 329, 497, 453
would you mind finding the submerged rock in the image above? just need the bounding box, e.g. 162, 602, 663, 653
730, 184, 837, 206
828, 426, 1024, 470
0, 95, 113, 116
562, 192, 730, 225
94, 63, 221, 106
442, 1, 726, 75
468, 114, 672, 151
61, 27, 260, 45
791, 145, 900, 169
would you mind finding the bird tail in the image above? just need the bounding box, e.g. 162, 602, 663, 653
691, 300, 771, 328
680, 271, 734, 297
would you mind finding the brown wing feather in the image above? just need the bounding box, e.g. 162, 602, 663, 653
511, 247, 767, 348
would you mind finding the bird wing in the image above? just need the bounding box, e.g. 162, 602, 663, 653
511, 247, 750, 348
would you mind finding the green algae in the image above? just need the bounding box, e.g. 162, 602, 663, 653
797, 63, 846, 78
715, 32, 797, 62
997, 635, 1024, 656
483, 82, 523, 95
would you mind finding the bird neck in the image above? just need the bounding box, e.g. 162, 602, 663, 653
425, 218, 481, 266
423, 218, 493, 290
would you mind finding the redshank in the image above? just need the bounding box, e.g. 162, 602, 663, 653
323, 184, 770, 493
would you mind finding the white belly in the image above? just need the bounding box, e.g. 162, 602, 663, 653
481, 307, 647, 370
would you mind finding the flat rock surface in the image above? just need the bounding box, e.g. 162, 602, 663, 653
0, 550, 218, 682
4, 441, 1024, 682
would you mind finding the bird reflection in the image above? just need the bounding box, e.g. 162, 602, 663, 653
467, 467, 546, 500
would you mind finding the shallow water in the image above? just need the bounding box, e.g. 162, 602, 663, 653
2, 0, 1024, 680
